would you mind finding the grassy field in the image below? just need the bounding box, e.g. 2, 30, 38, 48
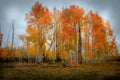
0, 62, 120, 80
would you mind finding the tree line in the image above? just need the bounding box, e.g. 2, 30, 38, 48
0, 2, 119, 64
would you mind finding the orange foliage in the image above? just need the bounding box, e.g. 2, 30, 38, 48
17, 2, 119, 63
60, 23, 76, 42
59, 5, 84, 25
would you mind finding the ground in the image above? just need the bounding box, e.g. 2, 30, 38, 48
0, 62, 120, 80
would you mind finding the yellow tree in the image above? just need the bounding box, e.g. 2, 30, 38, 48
25, 2, 51, 63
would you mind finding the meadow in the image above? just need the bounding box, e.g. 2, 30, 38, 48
0, 62, 120, 80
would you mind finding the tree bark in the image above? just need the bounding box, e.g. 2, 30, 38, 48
78, 26, 82, 64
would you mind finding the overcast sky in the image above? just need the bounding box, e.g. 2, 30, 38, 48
0, 0, 120, 50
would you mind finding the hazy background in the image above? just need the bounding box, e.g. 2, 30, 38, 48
0, 0, 120, 51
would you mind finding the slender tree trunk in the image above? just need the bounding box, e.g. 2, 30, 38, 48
75, 24, 82, 64
53, 7, 57, 63
37, 26, 43, 63
62, 41, 64, 63
78, 26, 82, 64
11, 22, 15, 61
38, 42, 42, 63
76, 28, 79, 63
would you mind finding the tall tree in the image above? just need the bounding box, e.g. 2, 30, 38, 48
60, 23, 76, 63
25, 2, 51, 63
89, 12, 107, 63
104, 21, 119, 56
59, 5, 84, 63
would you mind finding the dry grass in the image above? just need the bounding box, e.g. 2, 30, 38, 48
0, 62, 120, 80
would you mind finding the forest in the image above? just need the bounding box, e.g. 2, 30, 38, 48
0, 1, 120, 80
0, 2, 119, 64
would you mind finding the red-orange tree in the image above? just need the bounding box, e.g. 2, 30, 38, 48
82, 12, 119, 63
59, 5, 84, 63
60, 23, 76, 62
